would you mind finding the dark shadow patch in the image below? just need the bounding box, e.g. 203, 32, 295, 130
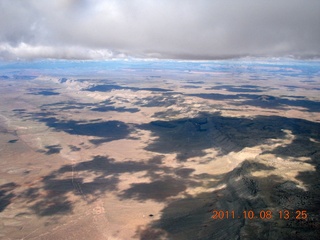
181, 85, 202, 89
43, 144, 62, 155
89, 138, 112, 145
20, 154, 181, 216
90, 106, 139, 113
267, 137, 320, 162
65, 155, 152, 175
31, 112, 58, 118
27, 88, 60, 96
249, 76, 269, 81
8, 139, 18, 143
33, 90, 60, 96
49, 155, 197, 203
69, 145, 81, 151
42, 178, 76, 195
20, 187, 40, 201
174, 168, 195, 178
41, 99, 140, 115
140, 87, 173, 92
58, 155, 172, 195
186, 80, 205, 84
284, 85, 300, 90
119, 176, 187, 202
148, 155, 165, 164
0, 182, 17, 212
139, 113, 320, 160
12, 109, 26, 113
13, 75, 36, 80
89, 118, 103, 122
0, 75, 10, 79
85, 84, 127, 92
189, 93, 320, 112
152, 109, 181, 118
38, 118, 131, 144
280, 95, 306, 99
31, 197, 72, 216
13, 109, 57, 121
80, 176, 119, 196
150, 120, 177, 128
41, 101, 98, 111
300, 79, 316, 83
176, 150, 207, 162
206, 84, 266, 93
23, 157, 130, 215
59, 78, 68, 83
135, 226, 168, 240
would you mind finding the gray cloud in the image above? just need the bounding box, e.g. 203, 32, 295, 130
1, 0, 320, 60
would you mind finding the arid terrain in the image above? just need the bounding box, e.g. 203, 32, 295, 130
0, 60, 320, 239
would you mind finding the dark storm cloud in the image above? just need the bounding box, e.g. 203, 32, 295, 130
0, 0, 320, 60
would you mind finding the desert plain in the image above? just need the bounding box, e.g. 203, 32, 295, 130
0, 60, 320, 239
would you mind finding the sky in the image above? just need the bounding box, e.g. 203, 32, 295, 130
0, 0, 320, 61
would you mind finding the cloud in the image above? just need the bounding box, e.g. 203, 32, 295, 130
0, 0, 320, 60
0, 43, 116, 60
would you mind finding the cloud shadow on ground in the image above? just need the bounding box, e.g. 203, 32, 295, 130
27, 88, 60, 96
6, 109, 320, 240
41, 99, 140, 113
205, 84, 269, 93
188, 93, 320, 112
119, 176, 187, 202
36, 117, 131, 144
40, 144, 62, 155
139, 112, 320, 160
0, 182, 17, 212
134, 111, 320, 239
137, 157, 320, 239
12, 155, 190, 216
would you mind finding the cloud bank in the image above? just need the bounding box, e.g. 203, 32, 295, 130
1, 0, 320, 60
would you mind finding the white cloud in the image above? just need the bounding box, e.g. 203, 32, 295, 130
1, 0, 320, 60
0, 43, 116, 60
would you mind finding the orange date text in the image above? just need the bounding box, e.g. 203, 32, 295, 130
211, 210, 308, 220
